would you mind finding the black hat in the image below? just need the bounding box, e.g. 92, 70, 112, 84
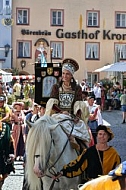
62, 58, 79, 75
96, 125, 114, 141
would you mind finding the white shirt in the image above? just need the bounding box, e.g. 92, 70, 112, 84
93, 86, 101, 98
85, 101, 103, 125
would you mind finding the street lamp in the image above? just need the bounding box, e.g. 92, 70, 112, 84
20, 60, 26, 70
4, 43, 10, 57
50, 48, 53, 63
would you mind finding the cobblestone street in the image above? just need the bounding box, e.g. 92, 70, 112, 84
2, 161, 24, 190
2, 110, 126, 189
102, 110, 126, 162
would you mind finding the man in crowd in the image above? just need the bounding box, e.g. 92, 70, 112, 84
93, 82, 101, 106
13, 80, 21, 100
85, 96, 103, 144
0, 95, 11, 129
120, 89, 126, 124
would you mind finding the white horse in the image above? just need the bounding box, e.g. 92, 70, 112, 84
25, 115, 81, 190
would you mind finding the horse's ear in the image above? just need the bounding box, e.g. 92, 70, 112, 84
26, 120, 34, 128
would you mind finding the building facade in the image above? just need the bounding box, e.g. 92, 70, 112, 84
12, 0, 126, 86
0, 0, 12, 70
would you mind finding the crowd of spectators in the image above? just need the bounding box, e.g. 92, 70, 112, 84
79, 79, 124, 112
0, 77, 125, 189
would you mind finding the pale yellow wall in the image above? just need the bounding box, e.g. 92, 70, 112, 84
12, 0, 126, 83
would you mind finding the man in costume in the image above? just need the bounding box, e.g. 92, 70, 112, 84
0, 121, 15, 189
0, 95, 11, 130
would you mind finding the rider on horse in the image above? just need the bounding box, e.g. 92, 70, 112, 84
45, 58, 91, 150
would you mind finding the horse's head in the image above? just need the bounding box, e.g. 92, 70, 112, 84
26, 116, 58, 171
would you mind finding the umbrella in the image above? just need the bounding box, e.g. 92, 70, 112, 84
0, 69, 12, 82
93, 62, 126, 72
102, 62, 126, 72
93, 64, 112, 72
94, 48, 121, 73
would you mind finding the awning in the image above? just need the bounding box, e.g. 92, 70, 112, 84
0, 75, 35, 81
0, 69, 12, 82
12, 75, 35, 80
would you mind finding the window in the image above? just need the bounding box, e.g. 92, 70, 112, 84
86, 43, 99, 60
3, 0, 11, 15
17, 8, 29, 25
5, 0, 9, 5
116, 12, 126, 28
115, 43, 126, 60
50, 42, 63, 59
0, 2, 3, 14
17, 41, 31, 58
87, 73, 98, 88
51, 9, 63, 26
87, 11, 99, 27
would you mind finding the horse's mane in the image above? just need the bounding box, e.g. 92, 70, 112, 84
25, 116, 53, 190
